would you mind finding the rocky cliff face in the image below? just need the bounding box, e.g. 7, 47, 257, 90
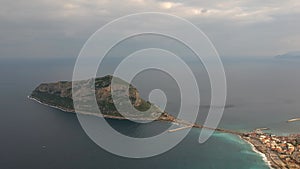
30, 75, 174, 121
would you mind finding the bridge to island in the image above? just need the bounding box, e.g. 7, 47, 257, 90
167, 119, 244, 136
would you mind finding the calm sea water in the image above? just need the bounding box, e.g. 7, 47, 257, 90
1, 57, 299, 169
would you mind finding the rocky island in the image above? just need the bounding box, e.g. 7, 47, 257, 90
29, 75, 175, 122
30, 75, 300, 169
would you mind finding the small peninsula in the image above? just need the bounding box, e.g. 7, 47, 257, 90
30, 75, 300, 169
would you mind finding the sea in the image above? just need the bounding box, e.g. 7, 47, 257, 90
1, 56, 300, 169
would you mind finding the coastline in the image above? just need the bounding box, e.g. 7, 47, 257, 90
240, 136, 274, 169
28, 96, 75, 113
28, 95, 177, 122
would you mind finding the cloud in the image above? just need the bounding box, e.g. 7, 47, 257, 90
0, 0, 299, 58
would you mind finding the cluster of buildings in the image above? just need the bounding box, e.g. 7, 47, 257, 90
251, 130, 300, 164
258, 134, 297, 155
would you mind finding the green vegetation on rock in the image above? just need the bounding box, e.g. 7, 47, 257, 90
30, 75, 174, 121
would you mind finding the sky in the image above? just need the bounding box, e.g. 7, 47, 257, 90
0, 0, 300, 59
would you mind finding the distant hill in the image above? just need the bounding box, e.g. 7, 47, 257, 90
275, 51, 300, 60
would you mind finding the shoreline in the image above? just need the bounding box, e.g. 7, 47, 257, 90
28, 95, 177, 123
28, 96, 75, 113
240, 136, 274, 169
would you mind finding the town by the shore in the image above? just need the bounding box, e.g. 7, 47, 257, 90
242, 129, 300, 169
